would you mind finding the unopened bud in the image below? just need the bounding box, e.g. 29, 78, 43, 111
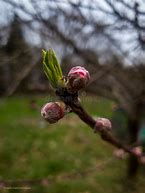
94, 118, 112, 132
132, 146, 142, 157
67, 66, 90, 93
113, 149, 126, 159
41, 101, 65, 123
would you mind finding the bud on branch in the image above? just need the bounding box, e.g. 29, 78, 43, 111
41, 102, 65, 123
94, 118, 112, 132
67, 66, 90, 93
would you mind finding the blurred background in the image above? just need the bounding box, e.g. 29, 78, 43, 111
0, 0, 145, 192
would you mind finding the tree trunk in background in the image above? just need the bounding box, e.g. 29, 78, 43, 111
127, 116, 140, 178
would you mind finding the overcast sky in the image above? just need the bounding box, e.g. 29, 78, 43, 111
0, 0, 145, 63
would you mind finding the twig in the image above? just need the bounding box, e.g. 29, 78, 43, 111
56, 88, 143, 158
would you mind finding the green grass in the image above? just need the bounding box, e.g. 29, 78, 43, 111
0, 95, 145, 193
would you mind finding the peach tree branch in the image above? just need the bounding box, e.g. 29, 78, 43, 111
41, 49, 144, 160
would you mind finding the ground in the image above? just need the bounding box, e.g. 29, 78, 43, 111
0, 95, 145, 193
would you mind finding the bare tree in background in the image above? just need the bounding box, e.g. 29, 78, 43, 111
0, 0, 145, 177
0, 15, 42, 95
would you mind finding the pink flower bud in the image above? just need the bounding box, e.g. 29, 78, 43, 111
41, 102, 65, 123
132, 146, 142, 157
94, 118, 112, 132
67, 66, 90, 92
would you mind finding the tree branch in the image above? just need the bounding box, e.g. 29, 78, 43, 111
56, 88, 144, 158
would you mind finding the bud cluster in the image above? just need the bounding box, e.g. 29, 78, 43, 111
41, 65, 90, 123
